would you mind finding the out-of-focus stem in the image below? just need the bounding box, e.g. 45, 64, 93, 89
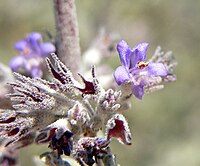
53, 0, 81, 75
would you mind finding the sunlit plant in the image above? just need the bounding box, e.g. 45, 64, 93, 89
0, 0, 177, 166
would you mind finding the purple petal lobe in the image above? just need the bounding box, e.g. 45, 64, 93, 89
131, 84, 144, 100
131, 42, 149, 68
117, 40, 131, 68
146, 63, 168, 76
114, 66, 130, 85
9, 56, 26, 71
27, 32, 42, 55
14, 40, 27, 51
27, 32, 42, 41
40, 43, 56, 57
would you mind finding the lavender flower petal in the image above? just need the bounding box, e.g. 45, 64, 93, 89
131, 42, 149, 68
117, 40, 131, 68
27, 32, 42, 55
40, 43, 56, 57
14, 40, 27, 52
27, 32, 42, 42
114, 66, 130, 85
9, 56, 26, 71
131, 84, 145, 100
146, 63, 168, 76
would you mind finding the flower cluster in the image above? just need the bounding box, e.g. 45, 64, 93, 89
9, 32, 55, 78
0, 38, 176, 166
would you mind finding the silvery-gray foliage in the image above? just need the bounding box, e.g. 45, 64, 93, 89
0, 53, 133, 166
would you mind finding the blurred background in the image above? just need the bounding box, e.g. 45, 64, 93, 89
0, 0, 200, 165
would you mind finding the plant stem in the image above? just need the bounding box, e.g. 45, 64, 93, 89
53, 0, 81, 75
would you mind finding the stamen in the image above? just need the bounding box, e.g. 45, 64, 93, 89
137, 61, 149, 69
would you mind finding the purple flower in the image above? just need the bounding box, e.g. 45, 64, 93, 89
9, 32, 55, 78
114, 40, 168, 99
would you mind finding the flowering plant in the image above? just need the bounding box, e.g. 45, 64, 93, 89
0, 1, 177, 166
